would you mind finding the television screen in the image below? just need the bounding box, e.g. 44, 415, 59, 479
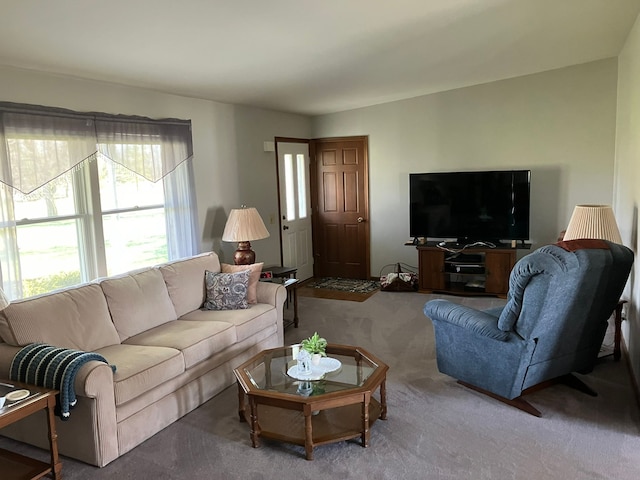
409, 170, 530, 242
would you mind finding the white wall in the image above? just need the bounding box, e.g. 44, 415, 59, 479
312, 59, 619, 277
0, 66, 311, 266
615, 14, 640, 387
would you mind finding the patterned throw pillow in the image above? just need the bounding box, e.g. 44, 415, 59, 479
221, 262, 263, 304
204, 270, 250, 310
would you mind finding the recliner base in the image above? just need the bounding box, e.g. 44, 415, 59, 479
457, 373, 597, 417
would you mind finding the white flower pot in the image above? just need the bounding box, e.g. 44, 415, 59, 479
312, 353, 322, 365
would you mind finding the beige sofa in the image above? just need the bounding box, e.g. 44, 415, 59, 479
0, 252, 286, 467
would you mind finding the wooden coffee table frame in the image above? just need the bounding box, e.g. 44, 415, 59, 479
234, 344, 388, 460
0, 380, 62, 480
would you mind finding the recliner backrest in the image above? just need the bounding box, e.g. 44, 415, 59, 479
498, 240, 633, 370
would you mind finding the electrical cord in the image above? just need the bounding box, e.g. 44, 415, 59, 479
378, 262, 418, 277
435, 241, 496, 254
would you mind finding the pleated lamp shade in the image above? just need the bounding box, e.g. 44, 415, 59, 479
222, 207, 270, 264
563, 205, 622, 244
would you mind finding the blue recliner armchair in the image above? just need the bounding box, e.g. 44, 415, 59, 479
423, 239, 634, 416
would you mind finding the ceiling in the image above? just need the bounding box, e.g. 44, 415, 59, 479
2, 0, 640, 116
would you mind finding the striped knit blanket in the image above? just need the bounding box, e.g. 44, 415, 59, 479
10, 343, 116, 420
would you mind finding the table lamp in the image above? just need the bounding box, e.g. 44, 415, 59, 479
563, 204, 622, 244
222, 206, 270, 265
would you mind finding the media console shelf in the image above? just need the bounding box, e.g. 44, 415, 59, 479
417, 243, 517, 298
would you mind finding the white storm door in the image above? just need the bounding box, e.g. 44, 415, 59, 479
277, 142, 313, 281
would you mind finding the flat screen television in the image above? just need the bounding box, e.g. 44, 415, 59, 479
409, 170, 530, 244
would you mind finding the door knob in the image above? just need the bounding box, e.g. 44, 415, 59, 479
357, 217, 364, 223
283, 225, 289, 230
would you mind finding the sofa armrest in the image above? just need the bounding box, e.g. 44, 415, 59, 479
423, 299, 510, 341
73, 360, 116, 397
0, 342, 119, 466
0, 342, 116, 397
0, 342, 21, 378
256, 281, 285, 306
256, 281, 287, 345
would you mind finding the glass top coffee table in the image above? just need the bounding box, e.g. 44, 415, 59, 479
233, 344, 388, 460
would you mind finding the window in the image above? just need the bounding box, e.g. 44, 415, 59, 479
97, 156, 168, 276
0, 103, 198, 299
296, 153, 307, 219
283, 153, 308, 221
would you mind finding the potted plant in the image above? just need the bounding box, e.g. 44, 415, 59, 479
301, 332, 327, 365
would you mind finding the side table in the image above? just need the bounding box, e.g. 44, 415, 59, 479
0, 381, 62, 480
263, 266, 299, 329
600, 300, 627, 362
270, 277, 299, 328
264, 265, 297, 279
614, 300, 627, 361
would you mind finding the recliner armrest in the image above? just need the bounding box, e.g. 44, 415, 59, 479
423, 299, 510, 341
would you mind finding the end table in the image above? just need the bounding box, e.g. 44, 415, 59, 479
0, 381, 62, 480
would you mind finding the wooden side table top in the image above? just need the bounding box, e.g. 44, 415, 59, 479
263, 266, 297, 278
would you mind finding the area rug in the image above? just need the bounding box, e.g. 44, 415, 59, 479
305, 277, 380, 294
298, 277, 380, 302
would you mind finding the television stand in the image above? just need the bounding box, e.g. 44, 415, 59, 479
416, 243, 517, 297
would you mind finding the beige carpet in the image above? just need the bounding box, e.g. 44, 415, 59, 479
2, 292, 639, 479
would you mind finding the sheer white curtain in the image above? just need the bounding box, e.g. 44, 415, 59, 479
164, 160, 200, 258
96, 115, 198, 259
0, 102, 198, 297
0, 124, 19, 294
95, 116, 193, 183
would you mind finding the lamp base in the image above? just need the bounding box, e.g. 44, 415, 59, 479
233, 241, 256, 265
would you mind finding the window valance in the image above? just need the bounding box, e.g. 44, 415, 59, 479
0, 102, 193, 194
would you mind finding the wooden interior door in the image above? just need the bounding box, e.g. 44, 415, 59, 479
311, 136, 370, 279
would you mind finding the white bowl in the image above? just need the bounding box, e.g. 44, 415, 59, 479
5, 389, 29, 402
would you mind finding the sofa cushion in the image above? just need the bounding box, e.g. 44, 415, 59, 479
158, 252, 221, 317
221, 262, 263, 304
95, 344, 184, 406
180, 303, 276, 342
123, 320, 237, 369
99, 268, 178, 342
204, 270, 250, 310
0, 283, 121, 351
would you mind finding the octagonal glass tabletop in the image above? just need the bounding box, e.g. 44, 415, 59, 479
238, 344, 383, 398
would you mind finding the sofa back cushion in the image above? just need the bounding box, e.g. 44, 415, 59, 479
100, 268, 178, 342
0, 283, 121, 350
158, 252, 221, 317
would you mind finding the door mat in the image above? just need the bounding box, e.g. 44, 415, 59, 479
298, 278, 381, 302
305, 277, 380, 294
305, 277, 380, 293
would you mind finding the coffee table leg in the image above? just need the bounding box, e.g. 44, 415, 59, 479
249, 397, 260, 448
45, 395, 62, 480
237, 383, 246, 422
361, 398, 370, 447
304, 410, 314, 460
380, 378, 387, 420
293, 286, 299, 328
